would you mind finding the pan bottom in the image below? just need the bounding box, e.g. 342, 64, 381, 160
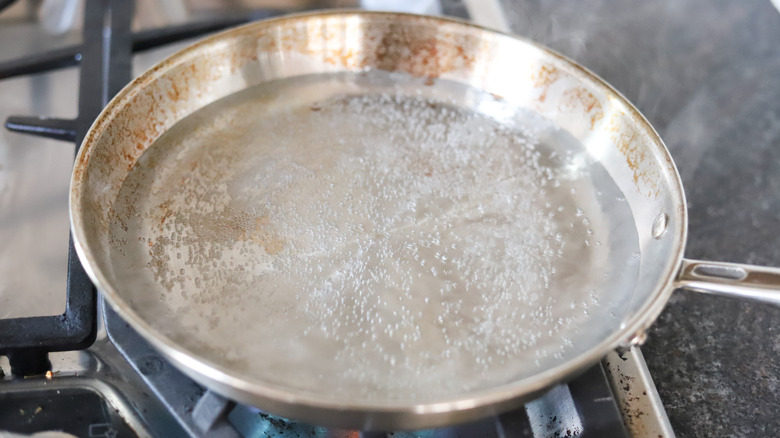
106, 70, 640, 404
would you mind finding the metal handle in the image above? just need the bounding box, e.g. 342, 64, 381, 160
675, 258, 780, 305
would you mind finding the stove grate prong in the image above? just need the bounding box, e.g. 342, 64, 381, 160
6, 116, 77, 142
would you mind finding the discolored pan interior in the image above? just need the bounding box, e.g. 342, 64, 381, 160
71, 12, 685, 428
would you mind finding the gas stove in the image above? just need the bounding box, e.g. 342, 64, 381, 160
0, 1, 673, 436
1, 303, 670, 437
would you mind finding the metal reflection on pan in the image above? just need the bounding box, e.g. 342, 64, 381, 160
69, 11, 780, 430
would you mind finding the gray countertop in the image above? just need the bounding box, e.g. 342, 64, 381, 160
499, 0, 780, 435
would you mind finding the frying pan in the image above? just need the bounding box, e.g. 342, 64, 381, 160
69, 11, 780, 430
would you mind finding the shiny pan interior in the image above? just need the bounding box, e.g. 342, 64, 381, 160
70, 11, 686, 430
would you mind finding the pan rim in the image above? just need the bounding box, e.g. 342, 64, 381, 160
69, 9, 687, 428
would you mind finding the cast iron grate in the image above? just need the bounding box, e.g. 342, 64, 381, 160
0, 0, 277, 376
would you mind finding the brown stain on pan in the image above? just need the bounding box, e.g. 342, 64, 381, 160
530, 63, 605, 130
560, 87, 604, 129
530, 61, 660, 197
251, 215, 285, 255
371, 32, 477, 79
612, 114, 661, 197
253, 16, 482, 79
531, 64, 561, 103
616, 125, 643, 184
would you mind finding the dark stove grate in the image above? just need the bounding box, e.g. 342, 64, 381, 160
0, 0, 275, 376
0, 0, 134, 376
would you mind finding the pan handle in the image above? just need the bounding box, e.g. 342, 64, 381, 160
675, 258, 780, 305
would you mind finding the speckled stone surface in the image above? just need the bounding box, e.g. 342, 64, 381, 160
499, 1, 780, 436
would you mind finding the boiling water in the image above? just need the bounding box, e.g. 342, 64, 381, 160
108, 71, 640, 403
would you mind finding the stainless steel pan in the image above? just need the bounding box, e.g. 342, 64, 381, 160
69, 11, 780, 430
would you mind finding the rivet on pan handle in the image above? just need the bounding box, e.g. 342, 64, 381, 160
675, 258, 780, 305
